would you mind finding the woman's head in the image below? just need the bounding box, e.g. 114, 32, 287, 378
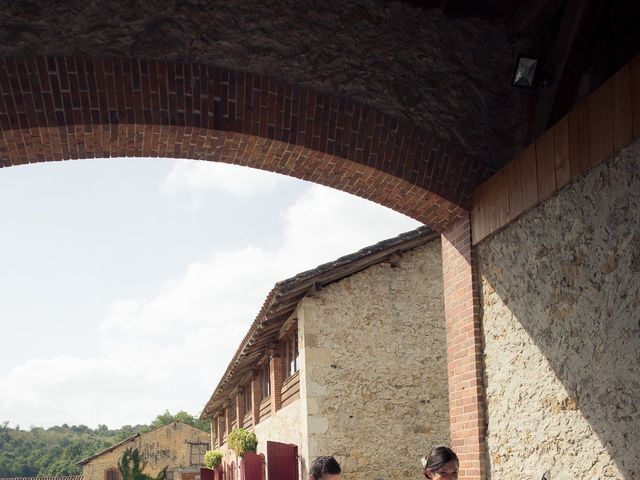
422, 446, 459, 479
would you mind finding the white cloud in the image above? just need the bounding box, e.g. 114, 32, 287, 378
162, 161, 288, 197
0, 178, 421, 428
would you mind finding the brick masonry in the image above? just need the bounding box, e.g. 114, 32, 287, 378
0, 0, 528, 165
269, 353, 283, 416
235, 392, 244, 429
441, 214, 486, 480
0, 56, 493, 231
217, 417, 225, 447
250, 374, 262, 427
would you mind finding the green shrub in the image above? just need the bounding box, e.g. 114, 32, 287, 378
204, 450, 223, 469
227, 429, 258, 457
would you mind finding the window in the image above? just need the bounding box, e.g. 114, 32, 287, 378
190, 442, 208, 466
105, 469, 120, 480
244, 386, 252, 413
261, 362, 271, 399
281, 328, 299, 380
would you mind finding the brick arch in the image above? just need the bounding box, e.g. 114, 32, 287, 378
0, 57, 492, 230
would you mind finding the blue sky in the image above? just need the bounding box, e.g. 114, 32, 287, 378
0, 158, 421, 429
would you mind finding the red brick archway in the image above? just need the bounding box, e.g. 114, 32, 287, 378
0, 54, 493, 478
0, 56, 492, 231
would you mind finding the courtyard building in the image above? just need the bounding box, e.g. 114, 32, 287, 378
77, 423, 210, 480
200, 227, 449, 480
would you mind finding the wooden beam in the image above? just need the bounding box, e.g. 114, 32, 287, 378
529, 0, 605, 140
507, 0, 566, 38
266, 296, 306, 319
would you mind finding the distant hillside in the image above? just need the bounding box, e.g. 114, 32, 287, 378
0, 411, 210, 478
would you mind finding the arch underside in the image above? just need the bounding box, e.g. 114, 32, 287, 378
0, 57, 492, 230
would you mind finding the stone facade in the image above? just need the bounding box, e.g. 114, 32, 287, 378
218, 400, 304, 479
298, 240, 450, 479
80, 423, 211, 480
477, 141, 640, 479
254, 400, 305, 464
209, 238, 449, 480
0, 0, 526, 165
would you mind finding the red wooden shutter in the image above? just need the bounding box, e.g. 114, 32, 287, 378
266, 441, 298, 480
214, 466, 224, 480
240, 452, 264, 480
201, 468, 214, 480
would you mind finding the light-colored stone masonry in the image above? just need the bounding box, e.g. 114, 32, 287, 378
218, 399, 305, 478
478, 141, 640, 479
298, 240, 450, 480
215, 239, 449, 479
254, 400, 305, 466
81, 422, 210, 480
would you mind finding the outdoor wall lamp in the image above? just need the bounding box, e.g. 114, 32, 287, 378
512, 55, 540, 88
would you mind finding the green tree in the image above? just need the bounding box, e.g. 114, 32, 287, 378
0, 410, 207, 477
149, 410, 210, 433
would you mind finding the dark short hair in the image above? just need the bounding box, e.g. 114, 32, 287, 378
422, 446, 459, 477
309, 456, 341, 479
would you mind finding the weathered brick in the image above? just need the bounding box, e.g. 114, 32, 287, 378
0, 56, 487, 232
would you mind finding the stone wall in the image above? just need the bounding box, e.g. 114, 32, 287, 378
0, 0, 526, 164
215, 381, 305, 478
254, 400, 305, 475
81, 422, 211, 480
298, 240, 450, 480
478, 141, 640, 479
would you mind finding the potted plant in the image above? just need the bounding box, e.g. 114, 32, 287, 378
204, 450, 224, 469
201, 449, 223, 480
227, 428, 258, 457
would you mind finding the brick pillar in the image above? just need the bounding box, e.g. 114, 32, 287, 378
210, 418, 216, 449
441, 214, 486, 480
217, 415, 225, 446
251, 371, 262, 426
236, 391, 245, 429
225, 406, 232, 436
269, 349, 283, 415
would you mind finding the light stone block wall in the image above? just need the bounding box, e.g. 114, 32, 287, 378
254, 399, 305, 473
298, 240, 450, 480
81, 422, 210, 480
216, 392, 305, 478
478, 141, 640, 479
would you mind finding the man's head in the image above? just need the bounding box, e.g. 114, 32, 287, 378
308, 456, 341, 480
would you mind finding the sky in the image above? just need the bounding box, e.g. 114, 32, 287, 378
0, 158, 421, 429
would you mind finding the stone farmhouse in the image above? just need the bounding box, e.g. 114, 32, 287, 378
200, 227, 449, 480
77, 423, 210, 480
